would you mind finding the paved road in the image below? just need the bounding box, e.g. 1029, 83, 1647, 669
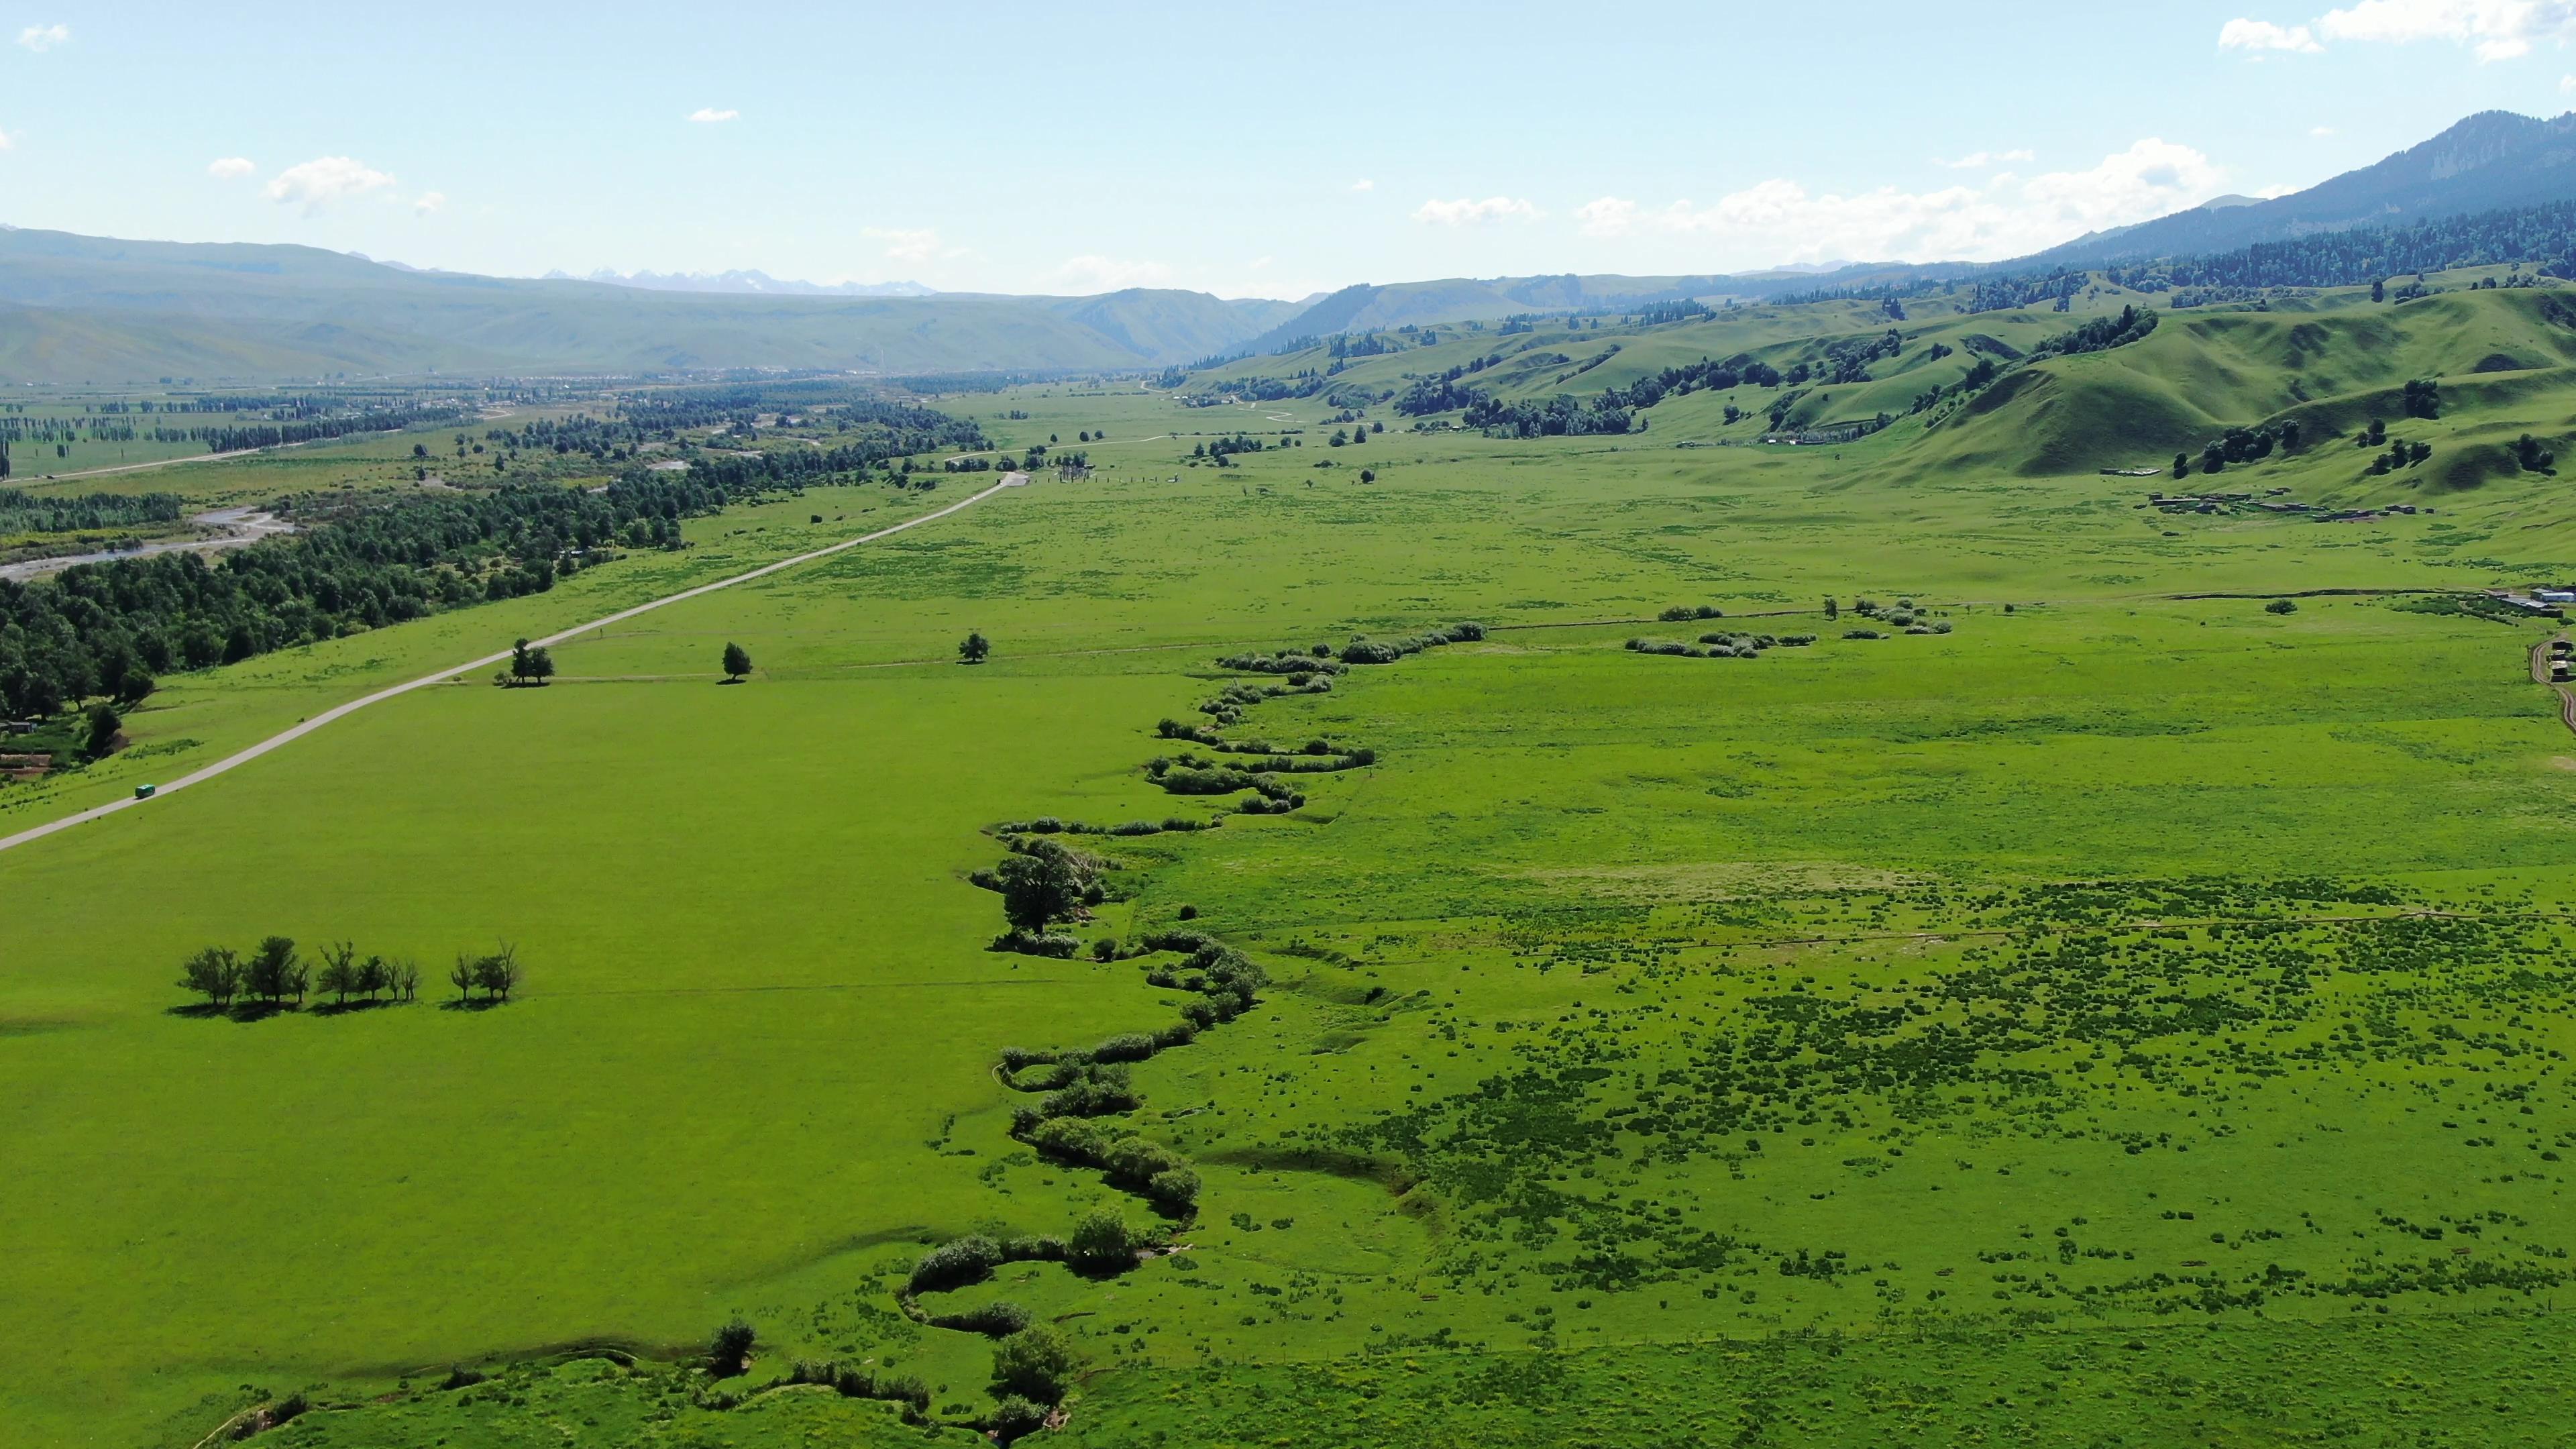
0, 474, 1028, 857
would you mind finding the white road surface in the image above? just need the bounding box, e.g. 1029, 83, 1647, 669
0, 474, 1028, 858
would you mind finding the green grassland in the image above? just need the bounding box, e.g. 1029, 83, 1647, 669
9, 280, 2576, 1446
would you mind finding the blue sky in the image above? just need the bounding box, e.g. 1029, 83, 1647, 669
0, 1, 2568, 299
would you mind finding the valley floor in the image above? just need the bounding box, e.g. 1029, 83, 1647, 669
8, 376, 2576, 1447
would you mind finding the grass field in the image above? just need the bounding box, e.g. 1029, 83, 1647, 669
11, 284, 2576, 1446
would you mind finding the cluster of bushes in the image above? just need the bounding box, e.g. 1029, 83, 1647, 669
178, 936, 437, 1010
1137, 930, 1267, 1023
1658, 603, 1725, 621
1212, 647, 1343, 676
1197, 675, 1331, 727
2509, 434, 2558, 474
1337, 620, 1485, 665
996, 814, 1218, 838
1146, 757, 1307, 812
1024, 1118, 1203, 1214
2031, 305, 2160, 358
2178, 421, 2304, 476
1155, 720, 1370, 766
2369, 439, 2435, 474
1625, 631, 1820, 659
781, 1358, 931, 1415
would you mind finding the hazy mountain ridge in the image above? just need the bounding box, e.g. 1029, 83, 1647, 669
2018, 111, 2576, 269
5, 110, 2575, 382
565, 268, 939, 299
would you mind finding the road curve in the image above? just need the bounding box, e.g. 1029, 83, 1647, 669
0, 474, 1028, 858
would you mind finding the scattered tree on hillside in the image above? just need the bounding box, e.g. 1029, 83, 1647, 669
959, 631, 991, 665
2402, 378, 2440, 420
722, 641, 753, 681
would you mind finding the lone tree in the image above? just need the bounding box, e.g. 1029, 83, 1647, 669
997, 845, 1087, 934
722, 641, 753, 681
178, 946, 243, 1009
507, 639, 555, 686
708, 1318, 757, 1377
959, 631, 991, 665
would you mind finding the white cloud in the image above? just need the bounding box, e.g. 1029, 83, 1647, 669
2227, 1, 2576, 60
263, 156, 398, 213
1412, 195, 1542, 226
1248, 255, 1274, 270
0, 129, 14, 152
688, 107, 740, 123
1935, 149, 2037, 169
1574, 138, 2226, 265
207, 156, 256, 179
1055, 254, 1175, 291
1350, 178, 1375, 191
2310, 124, 2337, 135
2219, 17, 2324, 50
413, 191, 447, 215
2563, 70, 2576, 85
862, 226, 940, 264
16, 23, 68, 51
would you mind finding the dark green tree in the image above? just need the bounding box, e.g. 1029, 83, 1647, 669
316, 941, 361, 1004
996, 849, 1084, 934
83, 702, 121, 758
178, 946, 242, 1008
959, 631, 991, 665
246, 935, 303, 1005
722, 641, 753, 680
708, 1318, 757, 1377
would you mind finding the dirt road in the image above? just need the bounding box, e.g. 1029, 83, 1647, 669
0, 474, 1028, 857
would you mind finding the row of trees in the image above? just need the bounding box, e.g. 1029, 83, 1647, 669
0, 488, 184, 535
0, 469, 773, 721
176, 937, 522, 1009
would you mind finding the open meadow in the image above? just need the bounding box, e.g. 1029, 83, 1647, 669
9, 278, 2576, 1447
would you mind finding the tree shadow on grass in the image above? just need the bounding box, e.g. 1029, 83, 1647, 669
164, 1001, 296, 1023
310, 998, 406, 1018
437, 997, 512, 1013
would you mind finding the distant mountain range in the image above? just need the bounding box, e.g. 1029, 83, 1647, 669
557, 268, 941, 299
3, 110, 2573, 383
2016, 111, 2576, 270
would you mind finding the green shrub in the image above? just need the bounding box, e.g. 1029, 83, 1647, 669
910, 1235, 1004, 1294
1067, 1206, 1143, 1274
990, 1324, 1081, 1403
708, 1317, 756, 1377
930, 1301, 1033, 1337
2265, 598, 2299, 614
